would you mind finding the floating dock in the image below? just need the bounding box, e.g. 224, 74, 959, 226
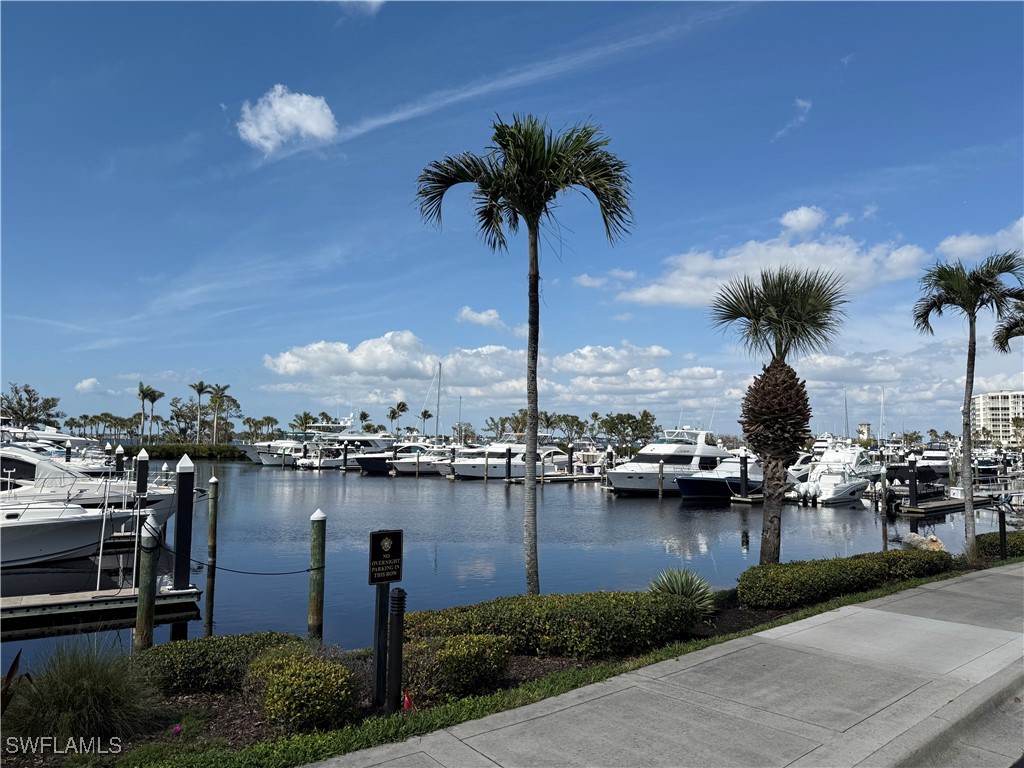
0, 586, 201, 641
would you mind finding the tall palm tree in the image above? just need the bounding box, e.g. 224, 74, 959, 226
138, 382, 154, 445
419, 409, 433, 436
386, 407, 399, 434
418, 113, 632, 594
146, 388, 165, 445
913, 249, 1024, 554
208, 384, 230, 444
189, 381, 213, 444
394, 401, 409, 433
711, 266, 848, 565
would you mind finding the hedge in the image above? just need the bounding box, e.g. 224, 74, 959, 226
248, 647, 360, 733
736, 550, 954, 610
135, 631, 304, 694
405, 591, 699, 660
405, 633, 512, 705
976, 530, 1024, 558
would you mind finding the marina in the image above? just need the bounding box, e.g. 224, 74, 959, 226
0, 458, 1014, 666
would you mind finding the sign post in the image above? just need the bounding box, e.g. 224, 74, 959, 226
369, 529, 403, 708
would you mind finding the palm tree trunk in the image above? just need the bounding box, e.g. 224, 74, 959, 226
962, 314, 977, 553
524, 223, 541, 595
759, 456, 787, 564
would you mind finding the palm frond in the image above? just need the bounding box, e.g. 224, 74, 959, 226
416, 152, 492, 228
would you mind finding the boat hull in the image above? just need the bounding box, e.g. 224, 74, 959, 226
1, 507, 134, 567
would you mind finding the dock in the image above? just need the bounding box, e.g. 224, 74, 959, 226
1, 586, 201, 641
504, 473, 604, 485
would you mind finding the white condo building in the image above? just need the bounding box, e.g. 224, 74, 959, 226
970, 390, 1024, 448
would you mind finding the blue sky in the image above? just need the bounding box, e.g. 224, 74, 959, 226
2, 1, 1022, 439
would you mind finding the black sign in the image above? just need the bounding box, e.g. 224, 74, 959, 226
368, 529, 403, 585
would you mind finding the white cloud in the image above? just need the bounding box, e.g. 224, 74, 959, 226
834, 213, 853, 229
338, 0, 384, 15
780, 205, 827, 236
573, 273, 607, 288
237, 84, 338, 155
617, 230, 928, 307
75, 377, 101, 393
457, 306, 503, 327
772, 97, 812, 141
263, 331, 436, 379
862, 202, 879, 219
936, 217, 1023, 261
552, 342, 672, 375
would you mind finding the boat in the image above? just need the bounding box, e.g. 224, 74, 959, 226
355, 441, 434, 475
388, 445, 454, 476
674, 450, 764, 501
918, 441, 953, 479
604, 427, 733, 496
793, 444, 877, 505
450, 444, 568, 480
256, 440, 307, 467
1, 501, 135, 567
295, 445, 355, 470
1, 445, 177, 524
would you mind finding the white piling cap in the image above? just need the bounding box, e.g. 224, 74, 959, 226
105, 442, 112, 450
65, 440, 72, 447
310, 508, 326, 521
115, 444, 124, 454
176, 454, 194, 472
138, 448, 149, 460
209, 476, 218, 484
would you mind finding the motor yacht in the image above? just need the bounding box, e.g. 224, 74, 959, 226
604, 428, 733, 495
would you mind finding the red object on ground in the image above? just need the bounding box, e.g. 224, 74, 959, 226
403, 690, 414, 711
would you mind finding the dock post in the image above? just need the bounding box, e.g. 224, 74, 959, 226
998, 507, 1007, 560
372, 584, 389, 708
170, 455, 195, 642
134, 513, 161, 652
385, 587, 407, 714
308, 508, 326, 642
135, 449, 149, 495
65, 440, 72, 463
739, 454, 749, 497
908, 456, 918, 509
115, 444, 125, 476
204, 476, 219, 637
505, 448, 512, 481
343, 441, 349, 470
568, 443, 574, 476
658, 460, 664, 498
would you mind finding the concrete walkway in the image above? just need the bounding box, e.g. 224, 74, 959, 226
311, 563, 1024, 768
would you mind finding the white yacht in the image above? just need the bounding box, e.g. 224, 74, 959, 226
605, 428, 734, 496
445, 432, 560, 480
1, 445, 176, 524
793, 444, 879, 505
450, 444, 568, 480
388, 445, 453, 476
2, 501, 135, 567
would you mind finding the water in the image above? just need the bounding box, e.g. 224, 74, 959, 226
1, 461, 1003, 667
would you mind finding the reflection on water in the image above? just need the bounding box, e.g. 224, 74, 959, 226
1, 460, 1003, 667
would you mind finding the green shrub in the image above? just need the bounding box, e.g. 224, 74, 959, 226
247, 647, 359, 733
405, 633, 511, 705
135, 631, 303, 694
648, 567, 717, 621
3, 641, 161, 742
976, 530, 1024, 558
737, 550, 955, 610
406, 591, 699, 660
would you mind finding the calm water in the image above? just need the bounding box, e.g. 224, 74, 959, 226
1, 460, 1003, 666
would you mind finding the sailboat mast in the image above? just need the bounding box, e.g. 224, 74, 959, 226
435, 362, 441, 442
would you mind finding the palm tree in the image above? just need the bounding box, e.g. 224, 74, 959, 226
358, 411, 371, 430
289, 411, 315, 432
208, 384, 230, 444
138, 382, 154, 445
394, 401, 409, 433
418, 113, 632, 594
419, 409, 433, 436
992, 299, 1024, 353
711, 266, 848, 565
913, 249, 1024, 554
146, 388, 165, 445
189, 380, 213, 444
386, 407, 399, 434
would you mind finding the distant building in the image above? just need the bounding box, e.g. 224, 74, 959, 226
857, 422, 872, 442
970, 390, 1024, 448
